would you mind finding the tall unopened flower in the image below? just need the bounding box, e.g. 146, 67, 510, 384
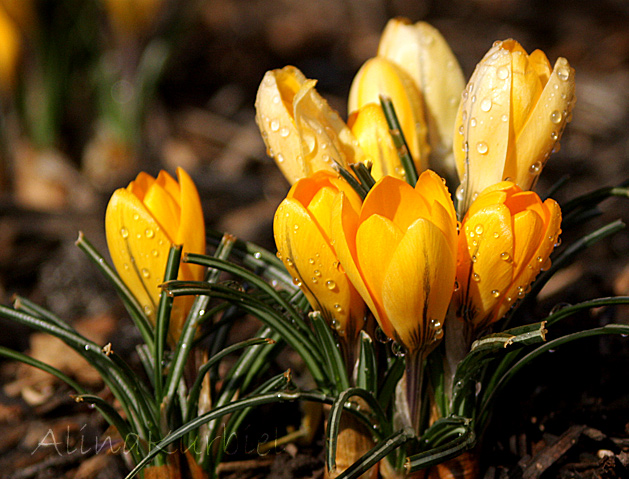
105, 168, 206, 340
348, 56, 430, 177
274, 171, 365, 338
453, 39, 576, 214
378, 18, 465, 185
331, 170, 457, 354
454, 181, 561, 331
256, 66, 366, 185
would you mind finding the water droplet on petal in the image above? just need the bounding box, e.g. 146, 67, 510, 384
491, 290, 500, 298
270, 119, 280, 132
497, 66, 509, 80
473, 272, 481, 282
279, 127, 290, 138
480, 98, 492, 112
145, 228, 154, 238
141, 268, 150, 278
557, 67, 570, 81
475, 225, 484, 235
550, 110, 562, 124
120, 227, 129, 238
529, 161, 542, 174
500, 252, 511, 261
326, 280, 336, 290
476, 142, 488, 154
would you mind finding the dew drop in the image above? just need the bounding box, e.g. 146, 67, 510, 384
473, 272, 481, 282
529, 161, 542, 174
550, 131, 558, 140
470, 118, 477, 127
471, 255, 478, 263
391, 342, 406, 357
145, 228, 154, 238
334, 304, 343, 313
456, 184, 465, 201
454, 280, 460, 292
133, 214, 140, 221
253, 251, 262, 259
493, 232, 500, 239
279, 127, 290, 138
326, 280, 337, 290
480, 98, 492, 112
501, 113, 509, 122
500, 252, 511, 262
497, 66, 509, 80
141, 268, 150, 278
151, 249, 159, 257
292, 277, 302, 287
311, 277, 318, 284
491, 289, 500, 298
540, 257, 552, 271
476, 142, 488, 154
375, 327, 390, 343
143, 305, 153, 316
475, 224, 484, 235
285, 257, 294, 267
308, 257, 315, 264
270, 119, 280, 132
276, 153, 285, 163
120, 227, 129, 238
556, 66, 570, 81
550, 110, 562, 124
314, 270, 322, 277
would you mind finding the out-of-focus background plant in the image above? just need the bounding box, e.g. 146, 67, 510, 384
0, 1, 628, 478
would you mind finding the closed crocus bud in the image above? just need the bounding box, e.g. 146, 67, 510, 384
105, 168, 206, 341
274, 171, 365, 338
455, 181, 562, 331
256, 66, 365, 184
453, 39, 576, 214
347, 103, 403, 181
332, 170, 457, 354
378, 18, 465, 185
348, 56, 430, 177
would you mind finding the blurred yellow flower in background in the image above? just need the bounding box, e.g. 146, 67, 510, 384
256, 65, 365, 185
332, 170, 457, 353
274, 170, 365, 338
0, 4, 21, 92
454, 181, 561, 331
102, 0, 164, 38
105, 167, 206, 341
453, 39, 576, 214
378, 17, 465, 185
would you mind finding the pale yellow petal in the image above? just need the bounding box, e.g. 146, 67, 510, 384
383, 218, 455, 352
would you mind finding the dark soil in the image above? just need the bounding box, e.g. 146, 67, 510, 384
0, 0, 628, 478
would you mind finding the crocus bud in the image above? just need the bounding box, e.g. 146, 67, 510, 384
256, 66, 365, 184
454, 181, 562, 331
347, 103, 403, 181
105, 168, 206, 340
453, 40, 576, 214
378, 18, 465, 185
348, 56, 430, 176
274, 171, 365, 338
331, 170, 457, 354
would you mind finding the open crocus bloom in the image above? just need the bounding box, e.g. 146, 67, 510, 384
332, 170, 457, 354
105, 167, 206, 340
255, 65, 366, 185
453, 39, 576, 214
274, 171, 365, 338
455, 181, 562, 331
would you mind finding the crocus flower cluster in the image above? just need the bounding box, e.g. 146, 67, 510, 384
258, 18, 573, 355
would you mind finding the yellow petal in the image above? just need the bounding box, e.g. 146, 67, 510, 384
255, 67, 308, 183
348, 103, 403, 180
274, 197, 362, 337
457, 203, 514, 327
360, 175, 430, 232
348, 56, 429, 173
509, 42, 546, 135
105, 188, 173, 321
382, 218, 455, 352
454, 44, 513, 215
514, 57, 575, 190
143, 180, 181, 238
355, 214, 404, 338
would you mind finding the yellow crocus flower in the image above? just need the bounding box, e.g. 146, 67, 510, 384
274, 171, 365, 338
378, 17, 465, 184
105, 167, 206, 341
255, 65, 366, 185
453, 39, 576, 214
454, 181, 562, 331
331, 170, 457, 353
348, 56, 430, 176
